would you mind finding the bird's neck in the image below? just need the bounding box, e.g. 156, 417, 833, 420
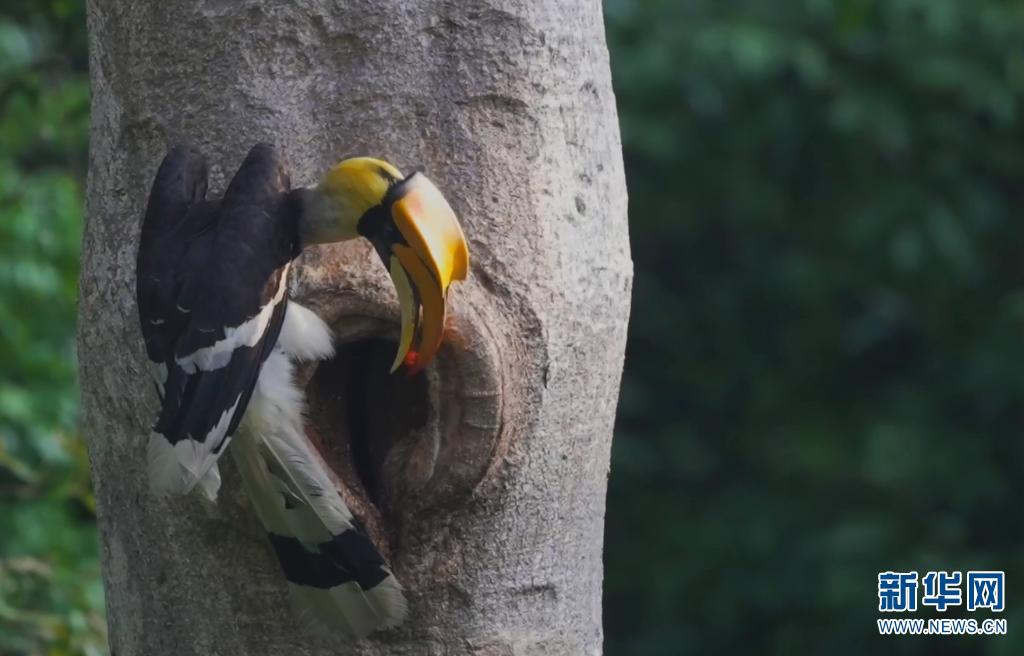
291, 187, 358, 248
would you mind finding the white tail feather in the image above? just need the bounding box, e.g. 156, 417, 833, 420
196, 464, 221, 501
279, 302, 335, 362
233, 347, 407, 635
147, 431, 228, 500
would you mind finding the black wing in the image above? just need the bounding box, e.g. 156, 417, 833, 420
136, 145, 211, 385
138, 144, 299, 496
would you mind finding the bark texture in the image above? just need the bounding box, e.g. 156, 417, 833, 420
81, 1, 631, 654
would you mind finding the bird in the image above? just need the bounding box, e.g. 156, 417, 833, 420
135, 143, 469, 636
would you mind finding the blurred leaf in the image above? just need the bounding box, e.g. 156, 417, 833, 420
0, 1, 102, 654
605, 0, 1024, 654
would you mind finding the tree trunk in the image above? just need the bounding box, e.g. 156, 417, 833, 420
80, 1, 630, 654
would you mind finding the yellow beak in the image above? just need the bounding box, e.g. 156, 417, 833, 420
379, 173, 469, 374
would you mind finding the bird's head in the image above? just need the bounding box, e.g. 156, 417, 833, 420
295, 157, 469, 375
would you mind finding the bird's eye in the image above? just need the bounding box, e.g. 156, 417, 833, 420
376, 165, 400, 186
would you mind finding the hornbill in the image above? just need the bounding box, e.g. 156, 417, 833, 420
135, 143, 468, 636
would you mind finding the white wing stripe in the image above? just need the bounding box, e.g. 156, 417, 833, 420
176, 263, 290, 373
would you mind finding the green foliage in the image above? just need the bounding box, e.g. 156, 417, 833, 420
605, 0, 1024, 654
0, 1, 101, 654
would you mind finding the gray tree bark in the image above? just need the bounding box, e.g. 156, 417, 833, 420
80, 1, 631, 654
